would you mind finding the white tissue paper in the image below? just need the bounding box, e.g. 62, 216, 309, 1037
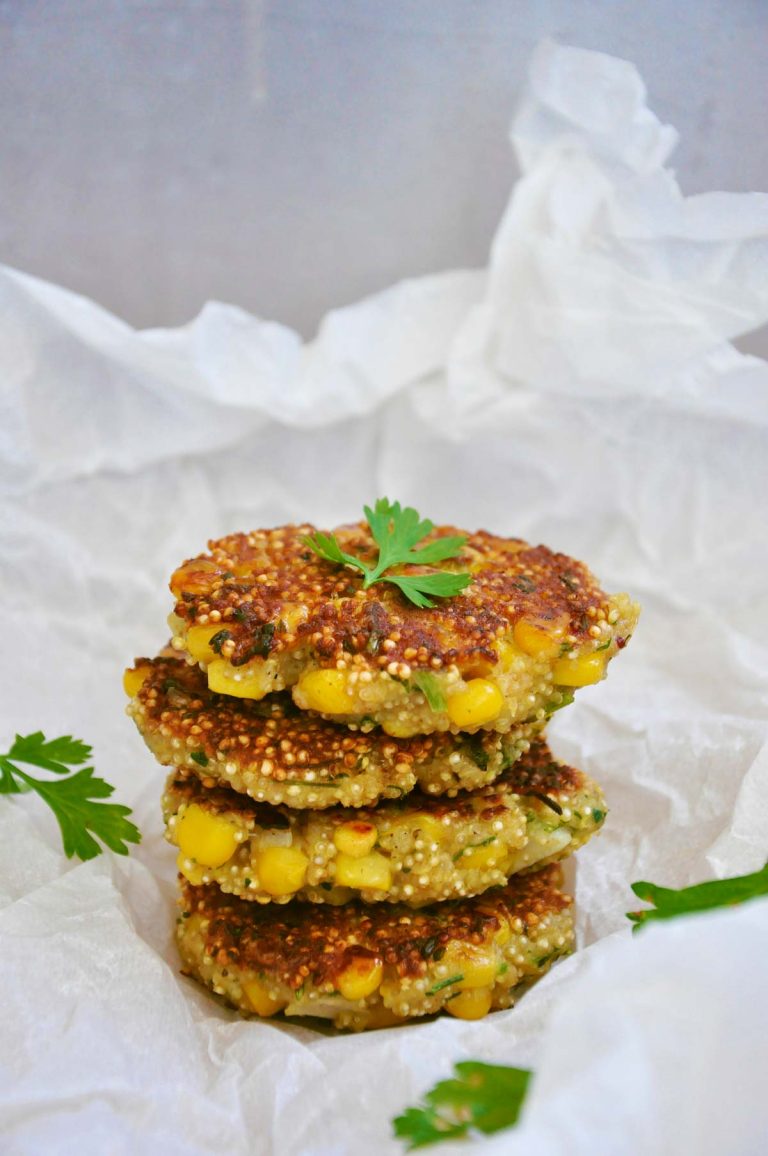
2, 40, 768, 1156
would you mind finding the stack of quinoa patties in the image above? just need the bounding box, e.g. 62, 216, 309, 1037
125, 514, 638, 1031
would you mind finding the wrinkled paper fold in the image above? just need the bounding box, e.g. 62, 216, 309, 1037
2, 41, 768, 1156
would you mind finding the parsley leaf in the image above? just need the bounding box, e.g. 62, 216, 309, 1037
304, 498, 471, 608
8, 731, 91, 773
410, 671, 447, 712
0, 731, 141, 861
627, 862, 768, 929
393, 1061, 532, 1149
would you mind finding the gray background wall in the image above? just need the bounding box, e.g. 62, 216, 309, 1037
1, 0, 766, 336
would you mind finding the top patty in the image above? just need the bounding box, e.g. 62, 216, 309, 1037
168, 522, 639, 737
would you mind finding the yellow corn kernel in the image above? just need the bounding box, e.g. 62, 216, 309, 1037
495, 639, 521, 670
363, 1006, 408, 1029
458, 840, 504, 870
297, 669, 351, 714
337, 955, 384, 1001
446, 987, 493, 1020
280, 603, 308, 632
207, 658, 270, 700
123, 664, 150, 698
176, 850, 207, 885
186, 624, 226, 664
257, 846, 309, 896
408, 814, 447, 847
170, 559, 223, 598
334, 821, 378, 859
176, 804, 239, 868
458, 953, 499, 990
493, 918, 512, 946
446, 679, 504, 728
387, 813, 447, 852
242, 977, 285, 1017
335, 851, 392, 892
553, 653, 606, 687
513, 617, 567, 659
381, 717, 418, 738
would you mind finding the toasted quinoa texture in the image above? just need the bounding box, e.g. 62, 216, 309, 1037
126, 656, 543, 808
176, 865, 574, 1030
167, 523, 638, 736
164, 739, 605, 906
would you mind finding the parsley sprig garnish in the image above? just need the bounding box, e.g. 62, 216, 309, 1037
394, 864, 768, 1148
393, 1062, 532, 1149
628, 861, 768, 928
304, 498, 472, 609
0, 731, 141, 861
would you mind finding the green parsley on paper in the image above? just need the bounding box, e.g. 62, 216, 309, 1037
393, 864, 768, 1149
304, 498, 472, 608
393, 1062, 532, 1149
627, 862, 768, 929
0, 731, 141, 861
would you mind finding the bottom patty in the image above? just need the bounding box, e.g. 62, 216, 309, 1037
176, 865, 573, 1031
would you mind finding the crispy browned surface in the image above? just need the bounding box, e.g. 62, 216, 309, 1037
132, 655, 451, 781
128, 654, 532, 804
169, 738, 585, 825
179, 865, 569, 989
170, 523, 624, 671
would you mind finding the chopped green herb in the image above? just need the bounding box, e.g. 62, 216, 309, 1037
535, 947, 562, 967
420, 936, 439, 959
427, 973, 464, 996
208, 629, 232, 654
393, 1061, 532, 1150
452, 836, 497, 862
304, 498, 472, 609
242, 622, 275, 660
463, 734, 490, 771
0, 731, 140, 861
528, 791, 563, 816
592, 808, 606, 824
190, 750, 209, 767
595, 638, 612, 651
544, 688, 575, 715
628, 862, 768, 929
410, 671, 447, 712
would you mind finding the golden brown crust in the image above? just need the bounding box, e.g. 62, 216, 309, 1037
170, 523, 623, 670
179, 864, 570, 989
168, 738, 586, 826
164, 739, 604, 906
127, 655, 541, 806
133, 655, 449, 781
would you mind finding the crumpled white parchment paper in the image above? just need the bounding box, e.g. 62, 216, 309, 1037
2, 41, 768, 1156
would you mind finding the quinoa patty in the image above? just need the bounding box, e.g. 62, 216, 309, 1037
176, 865, 573, 1030
126, 655, 543, 809
164, 739, 605, 906
167, 522, 638, 737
